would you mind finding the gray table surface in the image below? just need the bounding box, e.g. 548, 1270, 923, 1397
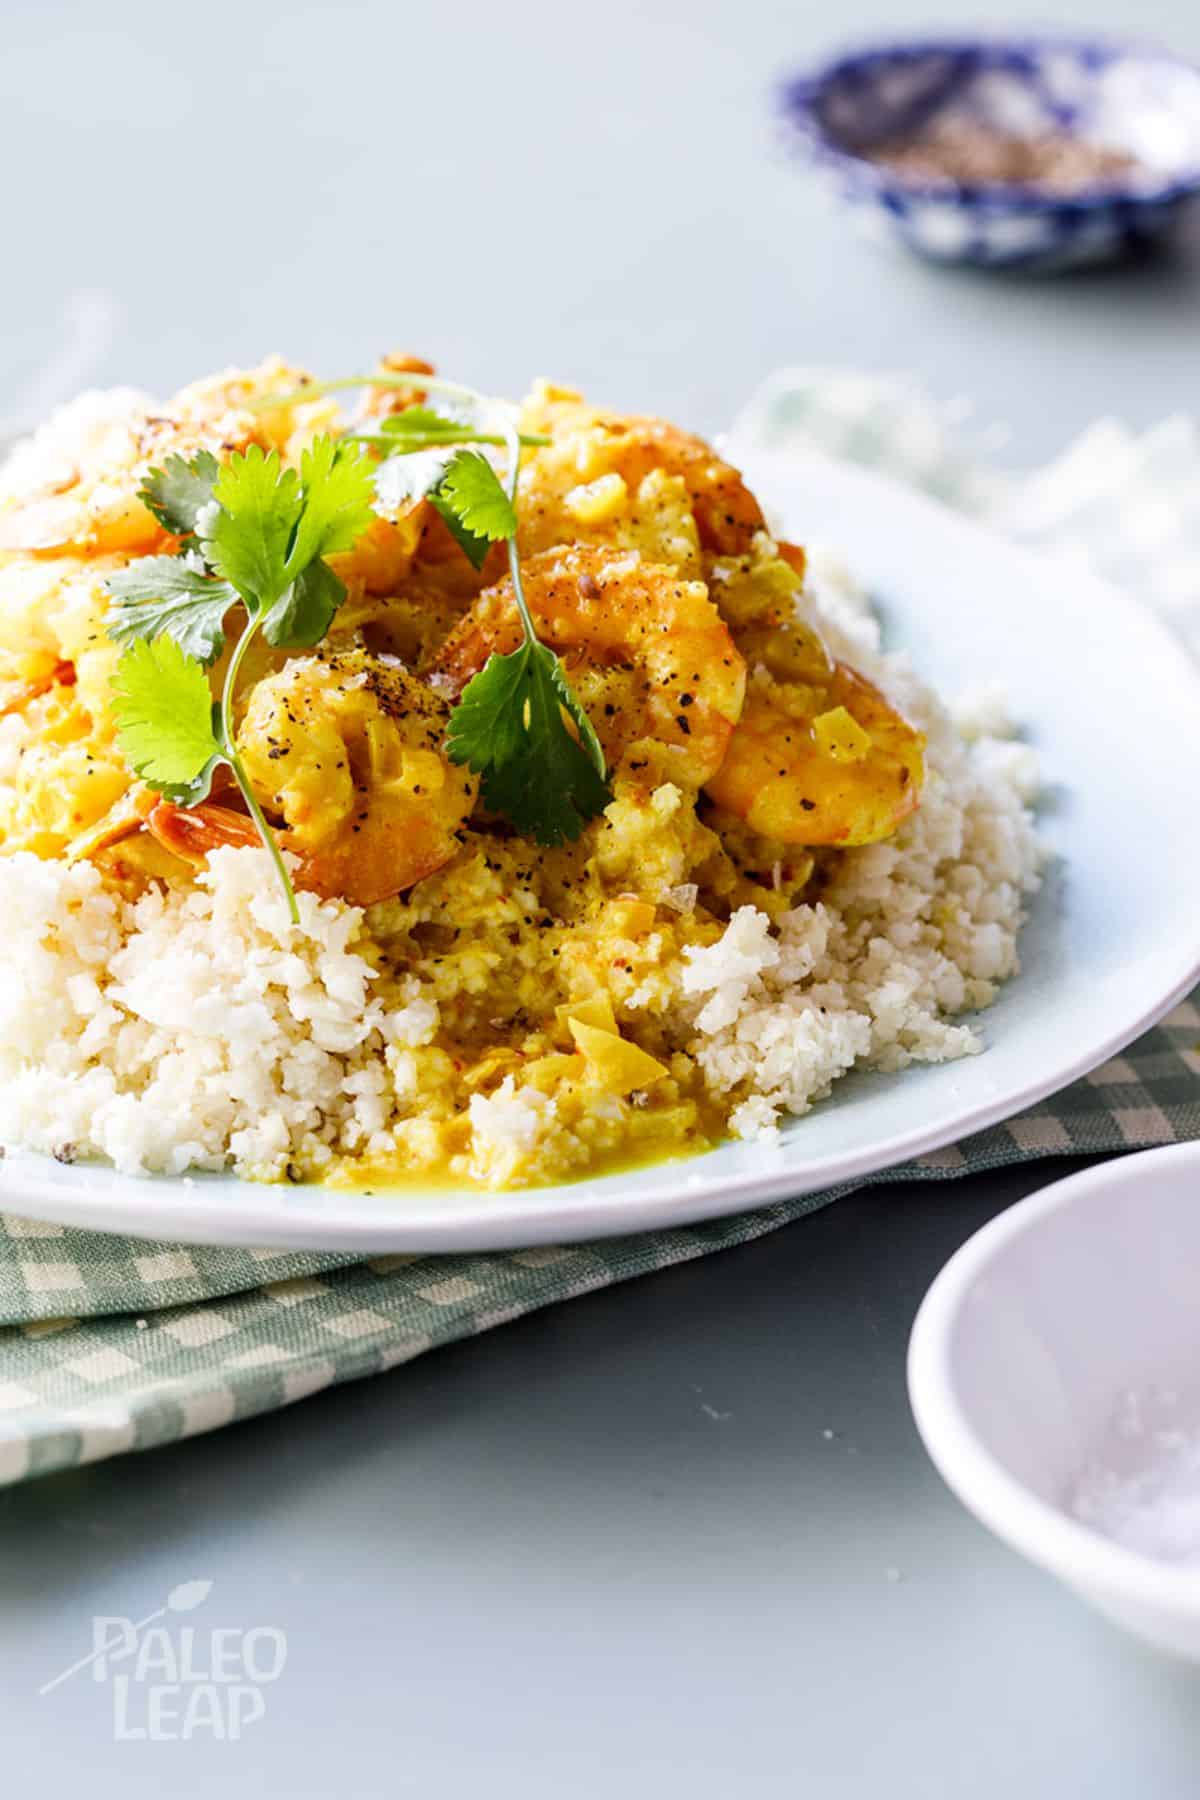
3, 0, 1200, 1788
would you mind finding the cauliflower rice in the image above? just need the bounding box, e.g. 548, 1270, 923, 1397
0, 549, 1041, 1188
0, 363, 1044, 1191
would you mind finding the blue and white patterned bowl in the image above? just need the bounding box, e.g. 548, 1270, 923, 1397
781, 36, 1200, 270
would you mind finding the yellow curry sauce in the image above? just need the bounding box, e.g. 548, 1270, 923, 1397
0, 357, 925, 1188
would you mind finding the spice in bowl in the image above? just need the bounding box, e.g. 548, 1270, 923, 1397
863, 117, 1145, 195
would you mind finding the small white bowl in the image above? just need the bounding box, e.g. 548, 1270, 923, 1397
908, 1142, 1200, 1658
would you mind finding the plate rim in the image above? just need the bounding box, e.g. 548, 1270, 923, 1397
4, 445, 1199, 1250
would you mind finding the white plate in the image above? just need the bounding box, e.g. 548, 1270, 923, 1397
5, 448, 1199, 1249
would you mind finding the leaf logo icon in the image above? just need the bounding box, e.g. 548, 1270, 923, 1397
40, 1577, 214, 1693
167, 1580, 213, 1613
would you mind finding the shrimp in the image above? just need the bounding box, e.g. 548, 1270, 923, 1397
0, 358, 323, 557
147, 654, 477, 906
518, 388, 766, 558
431, 545, 746, 789
704, 658, 925, 848
586, 417, 764, 555
233, 649, 477, 905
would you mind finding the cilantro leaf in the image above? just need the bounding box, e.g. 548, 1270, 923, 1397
110, 636, 223, 800
204, 445, 302, 613
101, 428, 379, 931
288, 437, 377, 568
377, 405, 476, 444
372, 444, 495, 567
139, 450, 220, 538
435, 449, 518, 543
373, 446, 457, 513
262, 557, 346, 650
104, 557, 239, 666
372, 445, 515, 570
429, 490, 492, 571
355, 414, 550, 456
426, 448, 517, 570
446, 641, 612, 845
199, 436, 372, 629
544, 646, 608, 781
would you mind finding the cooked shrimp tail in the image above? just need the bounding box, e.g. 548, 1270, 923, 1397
433, 545, 747, 790
235, 650, 478, 906
705, 661, 925, 846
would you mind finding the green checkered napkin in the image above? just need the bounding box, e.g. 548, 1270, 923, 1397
2, 371, 1198, 1486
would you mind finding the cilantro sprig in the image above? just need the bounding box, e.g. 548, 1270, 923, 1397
349, 405, 550, 457
106, 435, 376, 922
109, 636, 223, 803
266, 370, 613, 844
104, 368, 611, 918
441, 432, 610, 843
106, 559, 238, 665
446, 636, 610, 844
139, 449, 221, 538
